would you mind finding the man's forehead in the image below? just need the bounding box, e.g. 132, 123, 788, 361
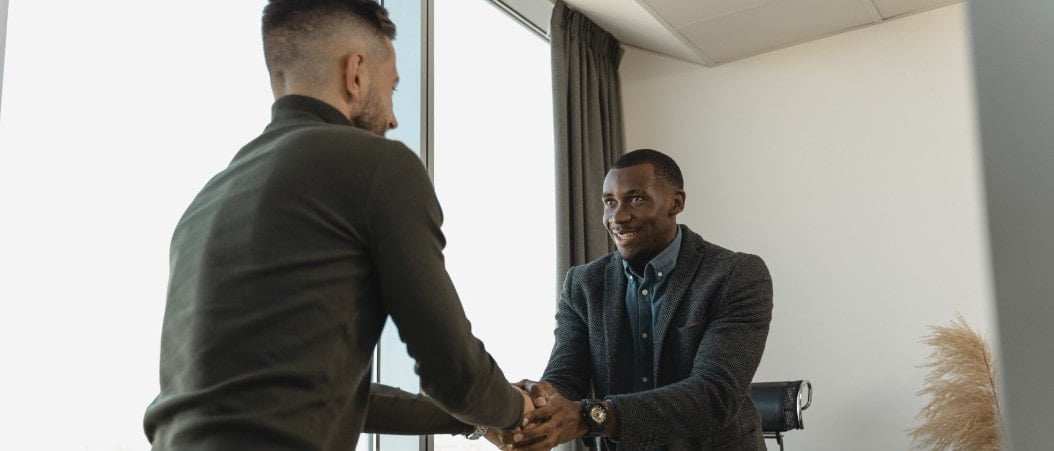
603, 165, 661, 193
605, 164, 658, 183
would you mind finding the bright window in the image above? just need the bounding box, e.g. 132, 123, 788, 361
0, 1, 270, 450
0, 1, 554, 450
432, 1, 556, 448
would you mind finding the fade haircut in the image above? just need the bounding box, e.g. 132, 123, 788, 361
612, 148, 684, 189
262, 0, 396, 83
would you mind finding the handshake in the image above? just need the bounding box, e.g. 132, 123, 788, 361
481, 379, 600, 451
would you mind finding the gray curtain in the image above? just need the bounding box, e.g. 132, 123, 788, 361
552, 0, 625, 280
550, 2, 624, 449
0, 0, 10, 114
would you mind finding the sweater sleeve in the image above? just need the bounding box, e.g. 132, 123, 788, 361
364, 383, 473, 435
364, 144, 523, 430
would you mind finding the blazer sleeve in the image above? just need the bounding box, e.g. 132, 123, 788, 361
365, 145, 523, 430
540, 267, 594, 401
609, 253, 773, 448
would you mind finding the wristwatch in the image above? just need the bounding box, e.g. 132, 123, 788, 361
466, 424, 488, 440
581, 399, 609, 437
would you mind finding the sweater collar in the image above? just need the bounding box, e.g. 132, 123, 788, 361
271, 94, 353, 126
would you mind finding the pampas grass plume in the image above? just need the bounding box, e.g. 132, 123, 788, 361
908, 313, 1002, 450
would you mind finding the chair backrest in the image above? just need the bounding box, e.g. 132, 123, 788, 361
750, 380, 812, 432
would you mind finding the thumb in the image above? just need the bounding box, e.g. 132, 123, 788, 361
529, 384, 551, 400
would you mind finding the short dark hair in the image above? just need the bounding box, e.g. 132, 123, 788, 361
612, 148, 684, 189
262, 0, 396, 77
262, 0, 395, 38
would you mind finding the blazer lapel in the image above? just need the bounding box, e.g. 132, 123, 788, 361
602, 255, 628, 392
652, 226, 706, 373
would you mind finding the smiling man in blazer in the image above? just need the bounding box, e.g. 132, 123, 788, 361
512, 148, 773, 450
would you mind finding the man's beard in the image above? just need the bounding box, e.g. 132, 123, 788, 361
353, 91, 388, 136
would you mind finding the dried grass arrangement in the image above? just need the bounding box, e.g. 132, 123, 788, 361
908, 313, 1003, 450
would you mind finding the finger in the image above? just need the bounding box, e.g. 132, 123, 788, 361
518, 434, 561, 451
513, 413, 560, 443
509, 428, 550, 446
521, 403, 557, 427
499, 432, 516, 450
528, 382, 554, 402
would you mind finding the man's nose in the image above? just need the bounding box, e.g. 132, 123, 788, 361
388, 114, 399, 130
611, 203, 631, 223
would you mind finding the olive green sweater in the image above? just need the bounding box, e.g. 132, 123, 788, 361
144, 95, 521, 450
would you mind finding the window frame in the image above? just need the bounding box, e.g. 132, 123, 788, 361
371, 1, 554, 450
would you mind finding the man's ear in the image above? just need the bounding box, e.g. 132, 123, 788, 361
343, 52, 368, 105
670, 189, 686, 216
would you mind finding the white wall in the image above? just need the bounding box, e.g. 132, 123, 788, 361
621, 4, 995, 450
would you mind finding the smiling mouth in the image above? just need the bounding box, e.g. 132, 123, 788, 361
612, 230, 638, 242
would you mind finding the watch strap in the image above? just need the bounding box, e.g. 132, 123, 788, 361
466, 424, 488, 440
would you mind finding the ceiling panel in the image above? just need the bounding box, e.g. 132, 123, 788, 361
566, 0, 705, 63
557, 0, 964, 66
679, 0, 877, 64
643, 0, 779, 29
871, 0, 962, 19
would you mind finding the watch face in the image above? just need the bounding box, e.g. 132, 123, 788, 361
590, 405, 607, 424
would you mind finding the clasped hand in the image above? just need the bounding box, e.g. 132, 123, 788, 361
485, 380, 587, 450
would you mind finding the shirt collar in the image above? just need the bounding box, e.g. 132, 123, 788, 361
622, 225, 683, 280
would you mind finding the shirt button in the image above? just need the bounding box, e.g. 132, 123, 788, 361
642, 333, 648, 339
642, 376, 649, 383
657, 272, 663, 277
642, 289, 649, 296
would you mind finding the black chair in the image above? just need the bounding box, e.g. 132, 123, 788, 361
749, 380, 812, 451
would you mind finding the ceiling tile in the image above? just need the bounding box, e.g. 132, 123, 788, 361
642, 0, 779, 29
565, 0, 705, 63
871, 0, 963, 19
679, 0, 878, 64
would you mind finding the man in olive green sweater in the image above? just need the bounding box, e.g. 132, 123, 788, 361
143, 1, 528, 449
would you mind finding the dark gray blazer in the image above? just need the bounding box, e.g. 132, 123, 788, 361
542, 225, 772, 450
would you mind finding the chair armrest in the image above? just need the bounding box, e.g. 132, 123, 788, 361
750, 380, 812, 432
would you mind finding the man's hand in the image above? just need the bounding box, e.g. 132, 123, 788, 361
483, 385, 537, 450
509, 394, 587, 450
483, 427, 508, 450
513, 379, 558, 408
518, 385, 535, 416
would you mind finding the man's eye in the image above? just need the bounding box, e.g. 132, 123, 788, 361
631, 196, 644, 202
603, 200, 616, 206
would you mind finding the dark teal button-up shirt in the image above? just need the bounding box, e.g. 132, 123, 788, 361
621, 226, 682, 395
611, 226, 682, 451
